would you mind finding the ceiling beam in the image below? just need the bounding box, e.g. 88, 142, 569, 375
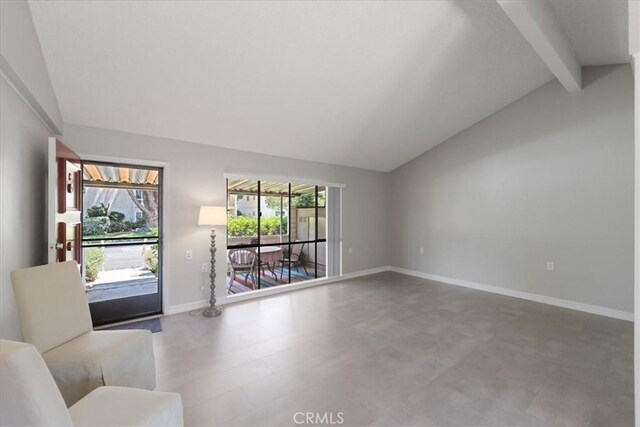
497, 0, 581, 92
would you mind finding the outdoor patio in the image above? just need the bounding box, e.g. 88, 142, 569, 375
85, 245, 158, 302
227, 262, 326, 293
226, 179, 327, 295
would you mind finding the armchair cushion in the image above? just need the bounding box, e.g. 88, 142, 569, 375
0, 340, 73, 426
44, 330, 157, 406
11, 262, 157, 406
70, 386, 183, 427
1, 340, 182, 427
11, 261, 92, 354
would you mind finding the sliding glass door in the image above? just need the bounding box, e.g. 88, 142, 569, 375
226, 179, 326, 294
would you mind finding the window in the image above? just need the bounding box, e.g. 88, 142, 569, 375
226, 179, 327, 294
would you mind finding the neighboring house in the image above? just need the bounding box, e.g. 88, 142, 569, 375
233, 195, 277, 218
83, 188, 143, 221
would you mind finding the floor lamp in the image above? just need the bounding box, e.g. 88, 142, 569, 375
198, 206, 227, 317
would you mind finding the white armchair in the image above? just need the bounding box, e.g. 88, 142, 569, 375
0, 340, 183, 427
11, 261, 156, 406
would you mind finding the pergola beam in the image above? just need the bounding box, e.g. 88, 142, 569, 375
497, 0, 581, 92
227, 179, 317, 196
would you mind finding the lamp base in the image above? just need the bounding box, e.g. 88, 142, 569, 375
203, 305, 223, 317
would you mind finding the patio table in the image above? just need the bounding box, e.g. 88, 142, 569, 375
258, 246, 282, 278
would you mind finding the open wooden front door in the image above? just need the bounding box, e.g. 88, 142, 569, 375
48, 138, 82, 265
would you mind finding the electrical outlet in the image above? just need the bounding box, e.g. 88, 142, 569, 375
185, 250, 193, 260
419, 247, 424, 254
546, 261, 555, 271
201, 263, 208, 273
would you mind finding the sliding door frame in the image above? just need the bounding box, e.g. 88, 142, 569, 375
226, 179, 327, 290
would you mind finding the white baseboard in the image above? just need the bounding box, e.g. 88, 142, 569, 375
166, 266, 631, 322
389, 266, 633, 322
221, 265, 392, 305
331, 266, 392, 281
164, 266, 392, 313
165, 299, 209, 315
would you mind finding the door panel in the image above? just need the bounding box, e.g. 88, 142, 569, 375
48, 138, 82, 264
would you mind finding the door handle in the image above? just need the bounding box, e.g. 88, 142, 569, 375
55, 243, 64, 250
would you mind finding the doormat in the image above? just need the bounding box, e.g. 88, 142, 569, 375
103, 318, 162, 333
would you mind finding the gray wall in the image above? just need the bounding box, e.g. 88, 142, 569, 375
0, 0, 63, 133
0, 1, 633, 339
389, 64, 634, 313
0, 78, 50, 340
62, 124, 390, 310
0, 0, 62, 340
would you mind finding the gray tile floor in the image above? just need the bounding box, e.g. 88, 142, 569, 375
153, 272, 633, 426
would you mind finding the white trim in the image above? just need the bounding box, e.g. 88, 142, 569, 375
339, 188, 343, 276
47, 138, 56, 264
94, 313, 162, 329
496, 0, 581, 92
164, 266, 390, 311
164, 299, 210, 315
77, 153, 168, 168
389, 266, 634, 322
166, 264, 633, 323
223, 172, 345, 188
335, 266, 390, 281
78, 153, 171, 316
0, 54, 62, 135
220, 266, 390, 305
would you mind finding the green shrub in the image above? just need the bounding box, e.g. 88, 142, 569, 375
87, 203, 109, 217
108, 211, 125, 222
133, 218, 147, 229
106, 221, 125, 233
84, 247, 105, 282
227, 216, 287, 237
261, 216, 288, 235
83, 217, 109, 236
106, 219, 134, 233
291, 193, 325, 207
143, 244, 158, 275
227, 216, 257, 237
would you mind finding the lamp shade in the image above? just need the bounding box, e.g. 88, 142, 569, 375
198, 206, 227, 226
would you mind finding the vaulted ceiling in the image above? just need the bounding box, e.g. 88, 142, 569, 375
29, 1, 628, 172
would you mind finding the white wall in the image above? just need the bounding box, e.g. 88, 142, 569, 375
0, 0, 62, 340
0, 0, 62, 133
61, 124, 390, 311
630, 1, 640, 421
389, 64, 634, 314
634, 51, 639, 427
0, 78, 50, 340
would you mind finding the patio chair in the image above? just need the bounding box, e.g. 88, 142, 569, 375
1, 339, 183, 426
279, 242, 308, 279
10, 261, 156, 406
228, 248, 258, 292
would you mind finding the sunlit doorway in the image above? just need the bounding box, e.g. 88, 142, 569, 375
82, 161, 162, 326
